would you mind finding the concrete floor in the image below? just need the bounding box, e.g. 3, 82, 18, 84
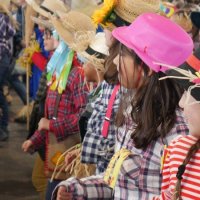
0, 91, 38, 200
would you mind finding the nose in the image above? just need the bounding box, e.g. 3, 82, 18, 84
113, 54, 119, 71
179, 93, 186, 109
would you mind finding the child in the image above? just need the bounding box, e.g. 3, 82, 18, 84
81, 0, 161, 174
54, 13, 193, 200
26, 18, 60, 200
22, 9, 96, 200
153, 48, 200, 200
63, 32, 109, 178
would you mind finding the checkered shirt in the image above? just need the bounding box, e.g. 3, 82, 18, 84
52, 109, 189, 200
81, 81, 121, 173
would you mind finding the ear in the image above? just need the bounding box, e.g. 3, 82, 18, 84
147, 69, 154, 76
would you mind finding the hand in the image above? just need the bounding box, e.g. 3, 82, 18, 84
38, 118, 50, 131
56, 186, 72, 200
65, 149, 79, 166
22, 140, 34, 153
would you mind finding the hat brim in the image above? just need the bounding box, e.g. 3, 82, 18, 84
26, 0, 49, 18
112, 26, 163, 72
31, 16, 53, 29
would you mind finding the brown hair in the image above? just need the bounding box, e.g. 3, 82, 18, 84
115, 45, 183, 150
173, 139, 200, 200
104, 39, 119, 84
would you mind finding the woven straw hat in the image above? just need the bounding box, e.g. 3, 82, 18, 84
79, 32, 109, 72
92, 0, 161, 30
71, 0, 101, 17
170, 10, 192, 32
0, 0, 10, 14
25, 0, 70, 18
31, 16, 53, 30
114, 0, 161, 23
50, 10, 96, 52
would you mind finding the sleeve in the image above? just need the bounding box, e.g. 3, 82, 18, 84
52, 175, 113, 200
49, 67, 88, 141
5, 15, 16, 38
31, 52, 48, 71
152, 140, 179, 200
29, 130, 46, 150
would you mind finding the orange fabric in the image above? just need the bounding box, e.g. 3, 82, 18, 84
186, 55, 200, 72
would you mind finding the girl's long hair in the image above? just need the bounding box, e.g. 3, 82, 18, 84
115, 45, 183, 149
173, 139, 200, 200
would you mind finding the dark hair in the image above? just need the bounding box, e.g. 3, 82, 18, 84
173, 139, 200, 200
104, 39, 119, 84
115, 45, 183, 150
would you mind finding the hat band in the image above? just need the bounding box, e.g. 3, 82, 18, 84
40, 5, 53, 15
187, 54, 200, 72
85, 46, 107, 59
107, 11, 130, 27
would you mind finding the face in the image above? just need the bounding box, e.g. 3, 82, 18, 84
83, 62, 98, 83
43, 30, 56, 51
179, 92, 200, 137
113, 45, 144, 89
104, 29, 115, 48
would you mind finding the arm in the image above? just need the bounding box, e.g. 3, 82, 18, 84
52, 175, 113, 200
49, 67, 88, 141
29, 130, 46, 150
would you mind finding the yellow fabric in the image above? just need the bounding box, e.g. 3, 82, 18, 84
104, 148, 132, 189
32, 155, 47, 197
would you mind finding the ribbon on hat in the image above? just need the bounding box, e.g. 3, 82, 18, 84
46, 41, 74, 93
160, 2, 176, 18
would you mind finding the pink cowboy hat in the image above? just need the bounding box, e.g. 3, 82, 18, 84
112, 13, 193, 72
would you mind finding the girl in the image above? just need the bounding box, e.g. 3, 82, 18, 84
54, 13, 192, 200
153, 48, 200, 200
81, 0, 161, 175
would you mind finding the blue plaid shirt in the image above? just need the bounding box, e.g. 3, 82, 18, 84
81, 81, 121, 173
0, 13, 15, 59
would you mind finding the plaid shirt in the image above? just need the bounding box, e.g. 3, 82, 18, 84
81, 81, 121, 173
30, 66, 88, 149
52, 109, 189, 200
0, 13, 15, 59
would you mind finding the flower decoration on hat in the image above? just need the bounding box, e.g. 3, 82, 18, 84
92, 0, 117, 27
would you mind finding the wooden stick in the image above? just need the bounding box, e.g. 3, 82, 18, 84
26, 63, 30, 131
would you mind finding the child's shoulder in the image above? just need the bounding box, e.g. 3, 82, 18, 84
168, 135, 198, 150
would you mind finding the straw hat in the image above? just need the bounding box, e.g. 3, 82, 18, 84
31, 16, 54, 30
79, 32, 109, 72
25, 0, 70, 18
71, 0, 101, 17
50, 10, 96, 52
112, 13, 193, 72
92, 0, 161, 30
170, 10, 192, 32
0, 0, 10, 14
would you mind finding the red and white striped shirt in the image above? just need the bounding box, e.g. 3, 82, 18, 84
153, 135, 200, 200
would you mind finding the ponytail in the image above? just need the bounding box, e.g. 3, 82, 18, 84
173, 139, 200, 200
